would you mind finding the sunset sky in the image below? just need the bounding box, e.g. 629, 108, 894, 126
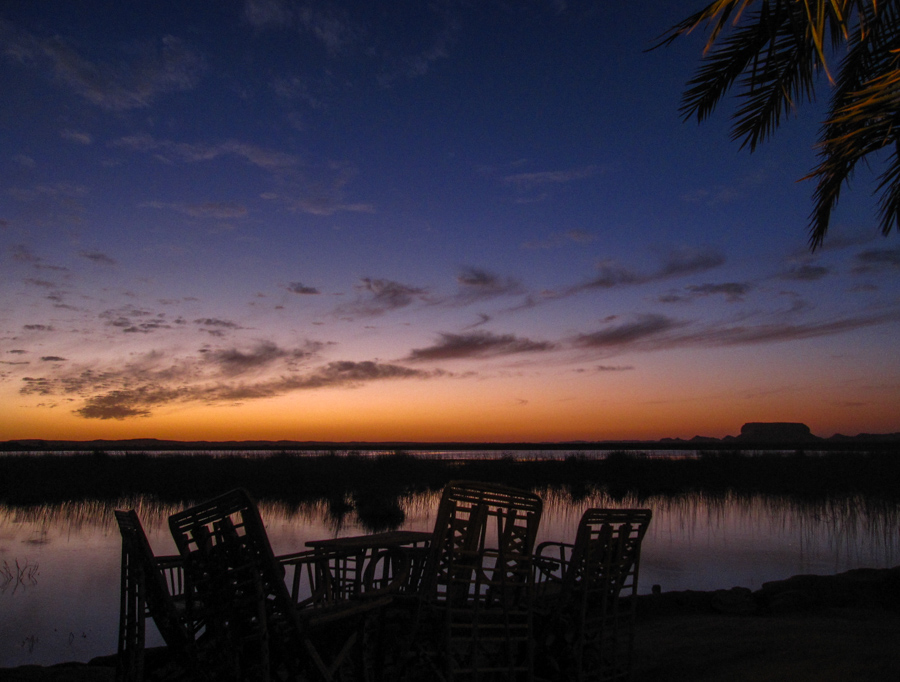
1, 1, 899, 443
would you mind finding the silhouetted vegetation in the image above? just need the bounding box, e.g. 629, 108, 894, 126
1, 449, 899, 510
659, 1, 900, 248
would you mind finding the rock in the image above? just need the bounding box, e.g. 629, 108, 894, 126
737, 422, 819, 442
710, 587, 756, 614
756, 566, 900, 613
0, 663, 114, 681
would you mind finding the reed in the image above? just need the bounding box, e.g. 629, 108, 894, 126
0, 449, 898, 509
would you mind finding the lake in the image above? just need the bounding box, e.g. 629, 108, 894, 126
1, 487, 897, 668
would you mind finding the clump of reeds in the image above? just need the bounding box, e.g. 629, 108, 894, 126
0, 448, 898, 509
1, 558, 39, 593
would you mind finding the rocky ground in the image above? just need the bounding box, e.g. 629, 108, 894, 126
3, 567, 899, 682
632, 566, 900, 681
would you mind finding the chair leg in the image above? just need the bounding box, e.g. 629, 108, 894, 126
117, 544, 146, 682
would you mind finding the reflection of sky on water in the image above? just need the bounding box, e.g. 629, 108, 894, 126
1, 493, 897, 668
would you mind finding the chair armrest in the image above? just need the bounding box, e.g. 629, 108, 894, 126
361, 546, 411, 598
533, 541, 574, 584
153, 554, 187, 597
277, 549, 339, 609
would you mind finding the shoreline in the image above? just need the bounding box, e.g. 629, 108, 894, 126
3, 434, 900, 453
3, 449, 899, 507
4, 567, 899, 681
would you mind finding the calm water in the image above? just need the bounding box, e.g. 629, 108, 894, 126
1, 489, 898, 668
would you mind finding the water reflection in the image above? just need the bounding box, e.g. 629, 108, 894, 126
0, 491, 897, 668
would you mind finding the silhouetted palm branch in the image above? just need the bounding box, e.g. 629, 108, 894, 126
731, 5, 821, 150
808, 2, 900, 245
659, 0, 899, 249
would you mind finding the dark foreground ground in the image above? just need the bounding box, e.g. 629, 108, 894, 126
632, 566, 900, 681
3, 568, 898, 682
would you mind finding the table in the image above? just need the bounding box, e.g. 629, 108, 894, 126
304, 531, 434, 681
305, 530, 433, 598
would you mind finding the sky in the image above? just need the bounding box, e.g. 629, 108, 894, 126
1, 0, 899, 443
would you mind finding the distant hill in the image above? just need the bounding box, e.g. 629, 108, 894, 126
2, 424, 899, 452
736, 422, 818, 442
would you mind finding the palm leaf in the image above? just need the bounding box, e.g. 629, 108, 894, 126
731, 5, 823, 149
875, 144, 900, 236
660, 0, 899, 248
808, 2, 900, 245
679, 10, 783, 123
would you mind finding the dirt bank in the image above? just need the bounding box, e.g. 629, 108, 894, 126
3, 568, 899, 681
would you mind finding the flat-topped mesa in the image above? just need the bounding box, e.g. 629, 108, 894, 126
737, 422, 819, 442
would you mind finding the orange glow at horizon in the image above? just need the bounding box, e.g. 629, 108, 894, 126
3, 368, 899, 443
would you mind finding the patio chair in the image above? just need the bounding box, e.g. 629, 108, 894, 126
168, 488, 389, 682
533, 508, 652, 682
114, 509, 206, 682
405, 480, 543, 681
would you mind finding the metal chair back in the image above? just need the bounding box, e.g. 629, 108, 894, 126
416, 480, 543, 681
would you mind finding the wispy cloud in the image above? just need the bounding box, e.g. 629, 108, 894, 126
6, 183, 88, 227
194, 318, 242, 329
283, 161, 376, 216
243, 0, 455, 83
141, 200, 249, 219
852, 247, 900, 274
9, 245, 41, 264
1, 22, 205, 110
116, 135, 373, 218
297, 4, 359, 54
244, 0, 294, 29
202, 340, 318, 377
571, 309, 900, 356
7, 183, 88, 201
522, 229, 596, 250
25, 278, 59, 289
114, 134, 299, 170
194, 318, 244, 337
287, 282, 321, 295
61, 129, 92, 145
505, 249, 724, 314
80, 251, 117, 266
337, 278, 430, 317
780, 264, 830, 281
565, 247, 726, 297
502, 166, 597, 189
406, 331, 554, 361
445, 267, 523, 306
495, 164, 598, 203
659, 248, 726, 277
573, 315, 681, 349
377, 23, 457, 84
18, 340, 444, 419
660, 282, 751, 304
680, 169, 767, 206
463, 313, 492, 330
290, 197, 376, 216
100, 306, 174, 334
676, 312, 900, 348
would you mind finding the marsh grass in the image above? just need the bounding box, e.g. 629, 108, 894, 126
1, 559, 39, 593
1, 449, 898, 510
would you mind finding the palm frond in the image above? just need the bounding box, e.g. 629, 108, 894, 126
679, 11, 782, 123
875, 143, 900, 236
660, 0, 899, 248
808, 3, 900, 245
652, 0, 757, 50
731, 6, 822, 149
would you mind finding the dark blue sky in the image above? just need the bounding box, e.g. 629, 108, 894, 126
1, 1, 898, 441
